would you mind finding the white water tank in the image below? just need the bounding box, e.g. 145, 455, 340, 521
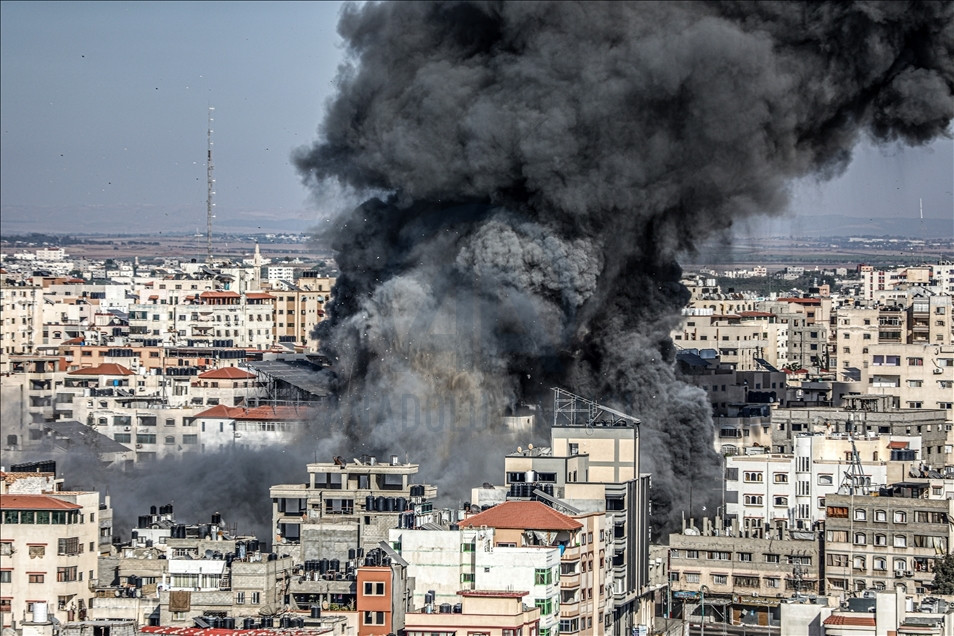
32, 602, 48, 623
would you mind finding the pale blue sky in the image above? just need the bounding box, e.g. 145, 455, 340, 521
1, 1, 951, 236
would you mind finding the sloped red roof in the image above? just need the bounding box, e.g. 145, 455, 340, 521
888, 441, 910, 450
195, 405, 310, 421
0, 494, 82, 510
739, 311, 775, 318
62, 337, 85, 345
68, 363, 135, 376
823, 614, 876, 626
245, 292, 275, 300
198, 367, 256, 380
459, 500, 582, 531
200, 291, 240, 298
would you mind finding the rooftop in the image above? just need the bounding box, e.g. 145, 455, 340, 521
823, 615, 876, 627
0, 494, 82, 510
68, 363, 135, 376
459, 500, 582, 532
198, 367, 257, 380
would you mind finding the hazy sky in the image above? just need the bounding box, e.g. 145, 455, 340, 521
1, 1, 952, 236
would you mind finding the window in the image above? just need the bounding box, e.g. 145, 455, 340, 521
854, 533, 866, 545
364, 581, 385, 595
534, 568, 553, 585
362, 611, 385, 625
535, 598, 554, 616
738, 552, 752, 562
854, 509, 867, 521
894, 535, 907, 548
875, 509, 887, 522
685, 550, 699, 559
182, 434, 198, 445
685, 573, 700, 583
743, 471, 763, 483
873, 557, 887, 571
894, 511, 907, 523
874, 534, 887, 546
236, 592, 245, 604
57, 566, 78, 582
774, 496, 788, 507
743, 495, 763, 506
57, 537, 80, 555
817, 474, 834, 486
0, 571, 10, 583
773, 473, 789, 484
461, 542, 475, 552
712, 574, 728, 585
707, 551, 731, 561
827, 553, 848, 567
765, 554, 780, 563
766, 578, 780, 588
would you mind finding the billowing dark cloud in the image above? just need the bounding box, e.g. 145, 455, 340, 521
295, 1, 954, 532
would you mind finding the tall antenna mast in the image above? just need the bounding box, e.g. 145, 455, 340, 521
206, 106, 215, 262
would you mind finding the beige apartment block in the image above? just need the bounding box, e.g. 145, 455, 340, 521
0, 280, 43, 361
0, 486, 104, 627
823, 484, 954, 597
668, 526, 820, 628
403, 590, 541, 636
672, 313, 782, 371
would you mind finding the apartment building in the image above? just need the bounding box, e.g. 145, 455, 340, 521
403, 589, 541, 636
668, 524, 820, 629
835, 293, 952, 412
0, 474, 106, 627
672, 312, 783, 371
390, 524, 563, 635
0, 279, 43, 358
823, 483, 954, 597
128, 291, 276, 350
725, 433, 921, 532
270, 456, 438, 556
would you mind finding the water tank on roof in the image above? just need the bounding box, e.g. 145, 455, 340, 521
439, 603, 452, 614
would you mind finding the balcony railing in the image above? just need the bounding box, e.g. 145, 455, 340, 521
560, 572, 581, 589
561, 545, 581, 561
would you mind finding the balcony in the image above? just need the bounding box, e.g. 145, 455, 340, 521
561, 600, 581, 618
561, 545, 581, 561
560, 572, 581, 589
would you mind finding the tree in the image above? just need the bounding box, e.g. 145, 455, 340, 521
932, 553, 954, 594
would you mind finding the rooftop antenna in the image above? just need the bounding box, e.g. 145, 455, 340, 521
206, 106, 216, 262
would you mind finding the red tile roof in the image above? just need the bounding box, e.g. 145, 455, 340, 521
739, 311, 775, 318
200, 291, 240, 298
0, 494, 82, 510
195, 405, 311, 421
62, 337, 85, 345
823, 615, 876, 626
245, 292, 275, 300
68, 363, 135, 376
198, 367, 256, 380
888, 441, 910, 450
459, 500, 582, 531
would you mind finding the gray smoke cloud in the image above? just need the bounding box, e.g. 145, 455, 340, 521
295, 1, 954, 533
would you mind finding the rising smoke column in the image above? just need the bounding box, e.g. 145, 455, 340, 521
296, 1, 954, 532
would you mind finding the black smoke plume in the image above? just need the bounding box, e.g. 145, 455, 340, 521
295, 1, 954, 533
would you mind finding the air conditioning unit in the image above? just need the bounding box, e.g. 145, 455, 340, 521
905, 570, 914, 577
124, 426, 131, 431
136, 444, 143, 449
934, 368, 944, 375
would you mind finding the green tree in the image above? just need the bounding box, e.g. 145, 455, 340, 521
933, 554, 954, 594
